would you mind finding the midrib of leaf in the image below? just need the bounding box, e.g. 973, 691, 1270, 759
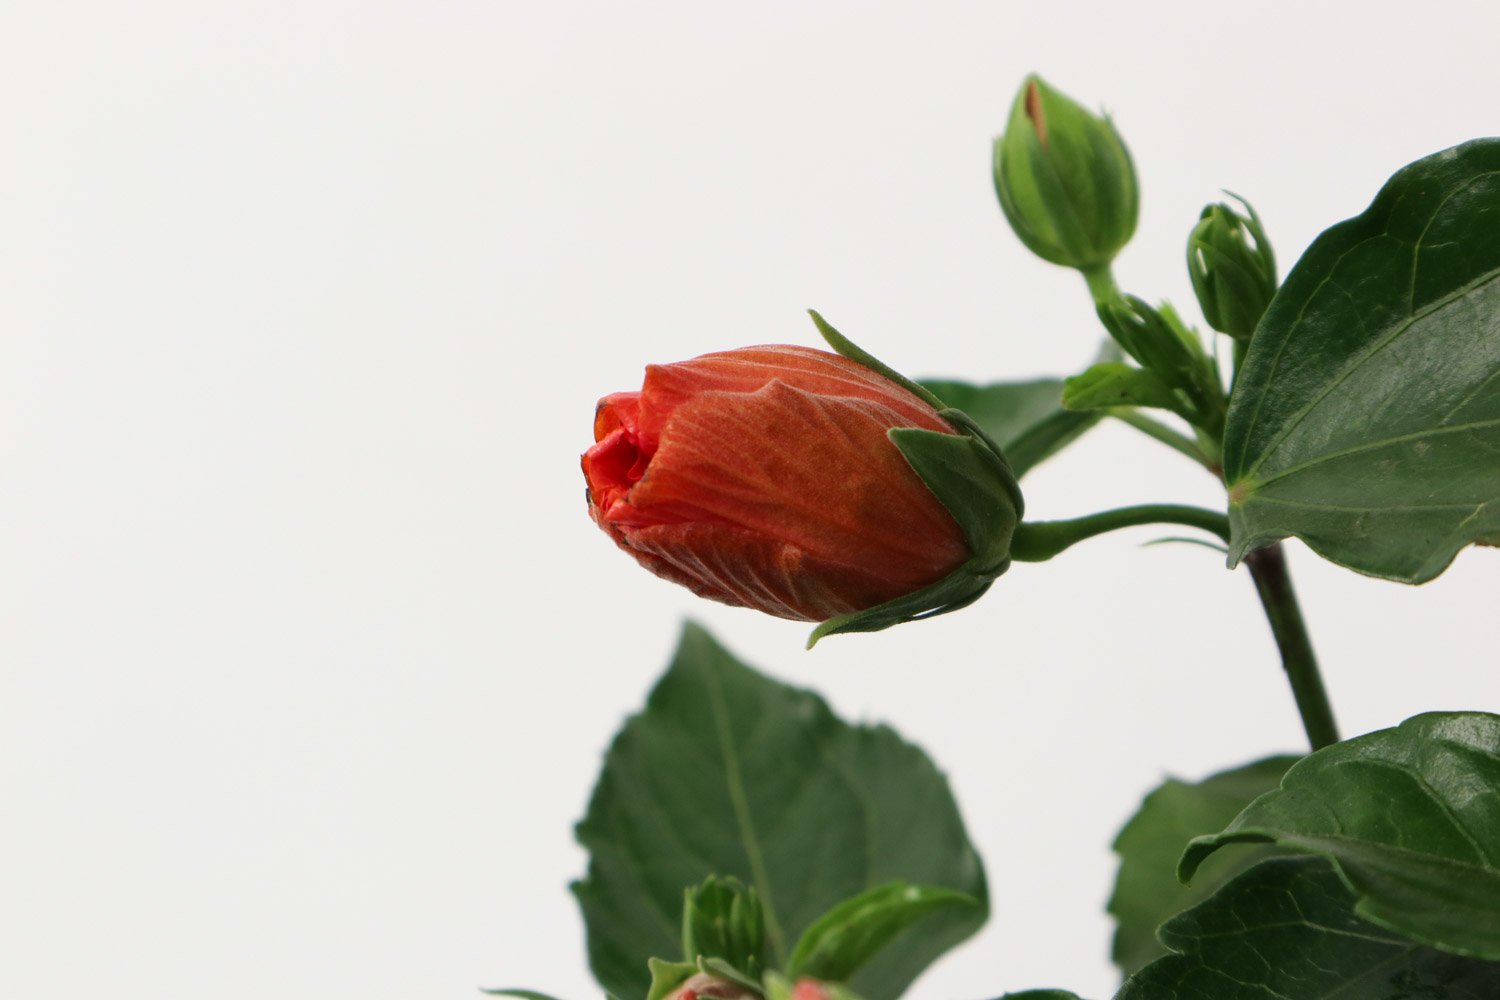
1238, 249, 1500, 484
1235, 495, 1482, 513
1238, 415, 1500, 494
702, 663, 789, 967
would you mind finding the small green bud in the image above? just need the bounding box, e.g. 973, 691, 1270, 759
1094, 295, 1201, 385
682, 876, 767, 979
1187, 195, 1276, 341
993, 75, 1139, 271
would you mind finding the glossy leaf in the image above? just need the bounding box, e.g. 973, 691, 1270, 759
1118, 857, 1500, 999
1223, 139, 1500, 581
571, 623, 987, 1000
1181, 712, 1500, 959
1107, 755, 1298, 975
785, 882, 976, 984
997, 992, 1087, 1000
921, 378, 1102, 477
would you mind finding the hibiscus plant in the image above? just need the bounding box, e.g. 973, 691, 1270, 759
505, 75, 1500, 1000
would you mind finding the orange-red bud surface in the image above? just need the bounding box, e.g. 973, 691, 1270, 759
582, 346, 968, 622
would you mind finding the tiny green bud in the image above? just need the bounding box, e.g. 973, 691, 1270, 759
993, 74, 1139, 272
682, 876, 767, 978
1187, 195, 1277, 341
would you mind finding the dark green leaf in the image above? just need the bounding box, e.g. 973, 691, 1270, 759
1107, 755, 1299, 975
1117, 857, 1500, 1000
921, 378, 1102, 477
572, 623, 987, 1000
1223, 138, 1500, 582
998, 992, 1087, 1000
785, 882, 976, 983
1181, 712, 1500, 959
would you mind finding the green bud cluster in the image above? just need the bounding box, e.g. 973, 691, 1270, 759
681, 876, 767, 979
1187, 196, 1277, 341
993, 75, 1139, 272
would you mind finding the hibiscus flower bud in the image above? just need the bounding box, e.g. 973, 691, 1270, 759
763, 972, 865, 1000
661, 972, 760, 1000
582, 324, 1021, 643
1186, 194, 1277, 341
993, 74, 1139, 273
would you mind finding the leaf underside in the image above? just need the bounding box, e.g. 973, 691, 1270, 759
1224, 138, 1500, 582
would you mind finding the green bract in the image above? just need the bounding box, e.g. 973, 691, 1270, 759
1187, 195, 1276, 341
808, 312, 1023, 645
993, 74, 1139, 273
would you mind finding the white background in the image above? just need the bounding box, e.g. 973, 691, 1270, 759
4, 2, 1498, 998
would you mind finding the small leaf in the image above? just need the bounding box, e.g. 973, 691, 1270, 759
1181, 712, 1500, 959
1224, 138, 1500, 582
785, 882, 976, 983
998, 992, 1087, 1000
572, 624, 987, 1000
1107, 755, 1299, 975
921, 378, 1102, 477
1118, 857, 1500, 1000
1061, 362, 1184, 415
696, 957, 763, 994
482, 991, 572, 1000
645, 959, 699, 1000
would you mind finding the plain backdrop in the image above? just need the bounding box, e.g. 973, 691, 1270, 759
3, 2, 1498, 998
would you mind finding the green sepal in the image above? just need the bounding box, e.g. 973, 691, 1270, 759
808, 311, 949, 412
1062, 362, 1186, 417
806, 560, 1001, 647
889, 425, 1020, 567
1094, 295, 1202, 386
697, 957, 763, 995
804, 313, 1025, 646
1187, 192, 1276, 341
645, 959, 699, 1000
784, 882, 977, 984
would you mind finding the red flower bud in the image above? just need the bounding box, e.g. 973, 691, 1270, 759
791, 979, 832, 1000
582, 345, 969, 622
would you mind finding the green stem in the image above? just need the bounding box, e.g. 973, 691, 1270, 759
1243, 542, 1340, 750
1107, 409, 1215, 471
1081, 263, 1119, 304
1009, 504, 1230, 562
